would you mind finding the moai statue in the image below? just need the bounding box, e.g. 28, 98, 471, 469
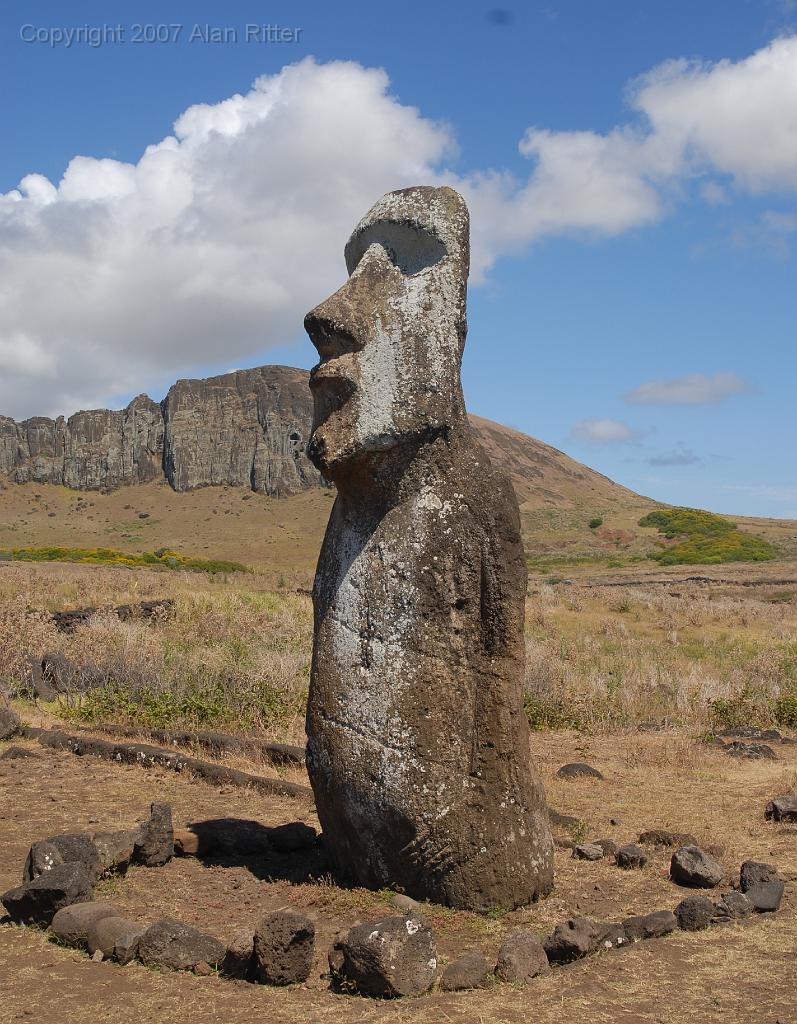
304, 186, 553, 911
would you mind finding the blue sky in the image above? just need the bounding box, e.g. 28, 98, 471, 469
1, 1, 795, 516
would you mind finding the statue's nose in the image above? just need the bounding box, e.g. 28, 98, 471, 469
304, 302, 361, 360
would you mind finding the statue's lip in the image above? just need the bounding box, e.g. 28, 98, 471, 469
309, 363, 354, 390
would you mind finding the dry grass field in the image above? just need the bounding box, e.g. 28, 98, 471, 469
1, 495, 796, 1022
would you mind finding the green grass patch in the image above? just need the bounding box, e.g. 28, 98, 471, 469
639, 507, 776, 565
0, 545, 250, 574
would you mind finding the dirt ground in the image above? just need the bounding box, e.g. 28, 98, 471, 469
1, 724, 795, 1024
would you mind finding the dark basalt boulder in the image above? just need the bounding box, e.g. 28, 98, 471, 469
556, 762, 604, 780
675, 895, 715, 931
543, 917, 601, 963
253, 911, 315, 986
331, 915, 437, 998
440, 949, 492, 991
2, 862, 93, 924
622, 910, 677, 941
137, 918, 225, 971
494, 931, 549, 983
133, 802, 173, 867
670, 845, 724, 888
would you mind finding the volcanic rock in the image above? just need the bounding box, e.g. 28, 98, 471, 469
675, 895, 715, 931
1, 862, 93, 924
494, 931, 550, 982
543, 917, 601, 962
440, 949, 492, 991
556, 762, 604, 780
133, 802, 173, 867
622, 910, 677, 941
765, 795, 797, 821
616, 844, 648, 869
253, 911, 315, 985
0, 702, 21, 739
137, 918, 225, 971
51, 902, 122, 947
670, 846, 724, 888
333, 915, 437, 997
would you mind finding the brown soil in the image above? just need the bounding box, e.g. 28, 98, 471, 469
1, 727, 795, 1023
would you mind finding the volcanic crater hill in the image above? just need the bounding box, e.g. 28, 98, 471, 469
0, 366, 322, 498
0, 365, 641, 510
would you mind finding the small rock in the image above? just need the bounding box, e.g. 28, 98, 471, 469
221, 928, 255, 979
549, 809, 582, 829
0, 745, 39, 759
739, 860, 781, 892
713, 891, 753, 922
556, 762, 604, 780
616, 844, 648, 870
194, 961, 213, 977
592, 838, 619, 858
253, 910, 315, 985
765, 795, 797, 822
440, 949, 491, 991
51, 902, 122, 947
725, 741, 777, 760
622, 910, 677, 941
675, 895, 715, 931
572, 843, 603, 861
92, 830, 137, 876
670, 845, 724, 888
639, 829, 699, 848
87, 916, 141, 960
115, 922, 144, 965
138, 512, 150, 519
133, 802, 173, 867
138, 918, 225, 971
746, 880, 785, 913
543, 917, 601, 963
49, 901, 120, 946
334, 915, 437, 997
596, 922, 627, 950
24, 833, 100, 883
268, 822, 317, 853
494, 931, 549, 983
91, 949, 103, 962
23, 841, 64, 881
0, 703, 21, 740
392, 893, 424, 914
1, 863, 93, 925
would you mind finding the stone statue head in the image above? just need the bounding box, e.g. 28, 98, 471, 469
305, 186, 470, 478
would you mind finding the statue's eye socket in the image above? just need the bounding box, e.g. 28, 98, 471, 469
345, 222, 448, 277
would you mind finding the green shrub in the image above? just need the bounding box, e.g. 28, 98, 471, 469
638, 507, 776, 566
0, 545, 250, 574
588, 517, 603, 529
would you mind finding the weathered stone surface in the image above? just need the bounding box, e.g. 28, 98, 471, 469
138, 918, 225, 971
86, 916, 141, 960
765, 795, 797, 821
133, 802, 173, 867
1, 862, 93, 924
334, 915, 437, 997
24, 833, 100, 883
556, 762, 604, 780
675, 895, 715, 931
622, 910, 677, 941
616, 844, 648, 869
116, 923, 145, 965
221, 928, 255, 979
23, 841, 64, 881
639, 829, 699, 848
494, 931, 549, 982
0, 702, 21, 739
670, 846, 724, 888
573, 843, 603, 861
712, 891, 753, 922
440, 949, 491, 991
746, 880, 785, 912
543, 917, 601, 962
92, 829, 138, 876
718, 727, 781, 741
725, 741, 777, 760
596, 922, 628, 950
392, 894, 424, 914
592, 838, 619, 858
163, 366, 322, 496
304, 186, 553, 911
1, 396, 163, 489
173, 829, 201, 857
0, 745, 39, 759
253, 911, 315, 985
51, 901, 121, 947
739, 860, 781, 892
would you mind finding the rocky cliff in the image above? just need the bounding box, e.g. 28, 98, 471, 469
0, 366, 322, 497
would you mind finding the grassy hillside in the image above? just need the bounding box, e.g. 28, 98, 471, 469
1, 414, 794, 581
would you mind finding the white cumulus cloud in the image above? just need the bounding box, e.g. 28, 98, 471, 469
625, 372, 752, 405
569, 418, 644, 444
1, 37, 797, 418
